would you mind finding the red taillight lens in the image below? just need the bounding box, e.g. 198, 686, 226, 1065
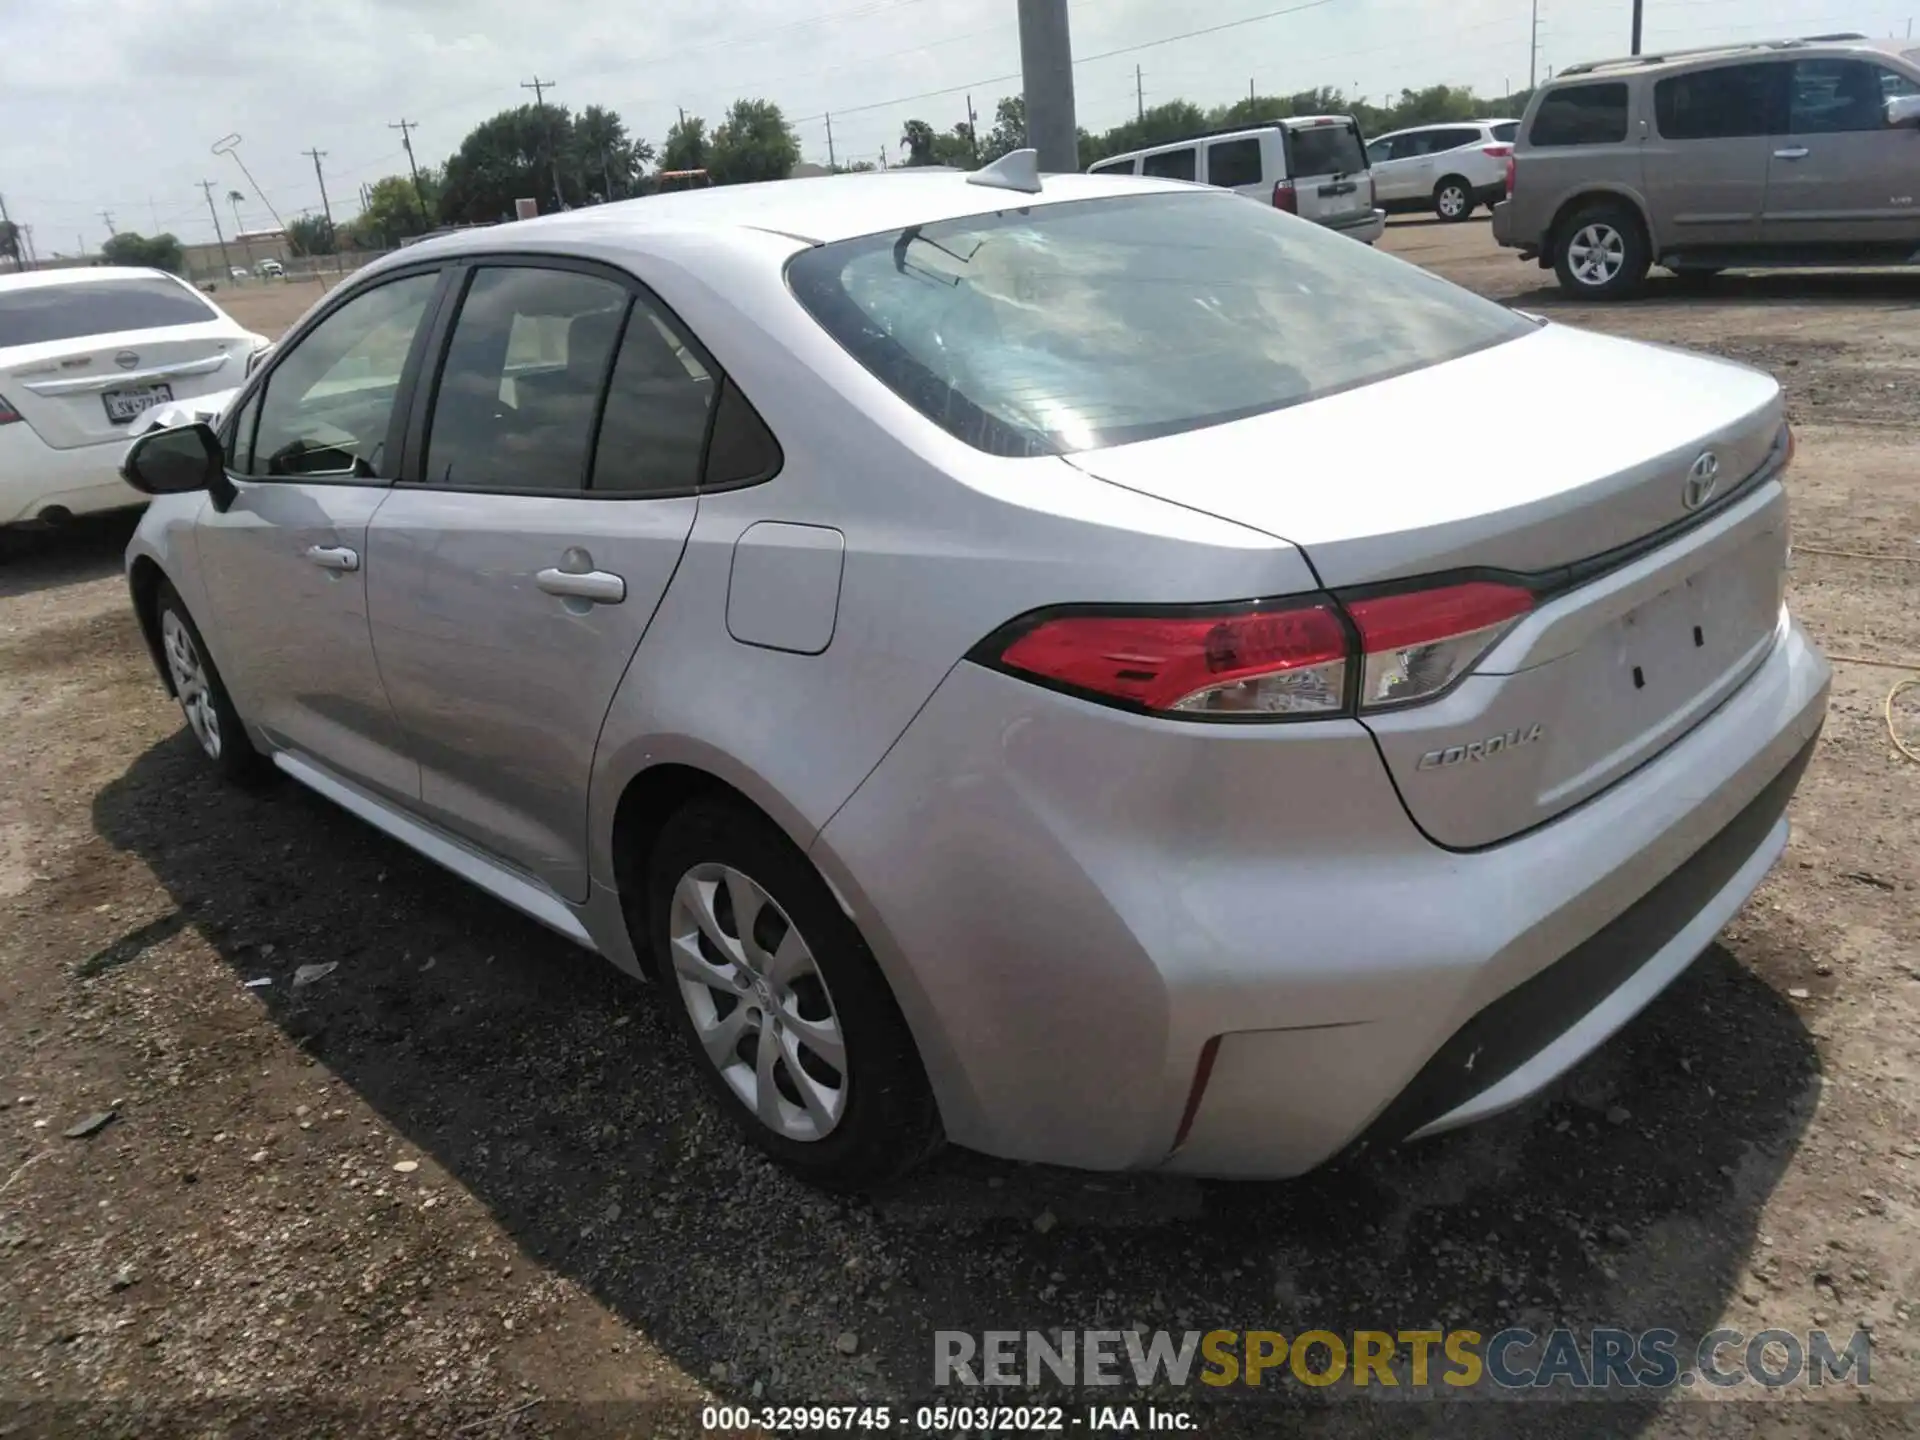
994, 601, 1350, 718
1483, 144, 1513, 158
1272, 180, 1298, 214
0, 394, 21, 426
1346, 582, 1533, 710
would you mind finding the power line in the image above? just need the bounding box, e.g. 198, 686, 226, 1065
99, 210, 116, 236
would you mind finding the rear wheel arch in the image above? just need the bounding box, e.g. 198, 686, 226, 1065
1546, 189, 1652, 261
610, 764, 807, 981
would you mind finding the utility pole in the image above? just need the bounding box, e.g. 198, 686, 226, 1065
0, 193, 17, 271
1250, 78, 1257, 105
389, 119, 430, 225
198, 180, 234, 278
1136, 64, 1145, 122
22, 225, 35, 269
302, 147, 335, 239
1630, 0, 1643, 54
149, 196, 161, 231
521, 76, 565, 210
99, 209, 116, 237
1529, 0, 1541, 90
825, 112, 838, 170
1018, 0, 1079, 173
965, 96, 979, 162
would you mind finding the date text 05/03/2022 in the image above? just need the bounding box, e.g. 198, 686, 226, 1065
701, 1404, 1193, 1432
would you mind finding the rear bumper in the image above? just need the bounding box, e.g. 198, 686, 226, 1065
1328, 208, 1386, 245
814, 613, 1829, 1177
0, 430, 145, 526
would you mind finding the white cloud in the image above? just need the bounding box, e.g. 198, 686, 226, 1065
1, 0, 1907, 253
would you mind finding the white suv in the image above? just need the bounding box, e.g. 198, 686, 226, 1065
1088, 117, 1385, 244
1367, 120, 1519, 220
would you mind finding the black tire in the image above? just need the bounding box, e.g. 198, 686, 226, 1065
152, 581, 273, 786
1433, 177, 1475, 223
1552, 200, 1651, 299
646, 796, 942, 1190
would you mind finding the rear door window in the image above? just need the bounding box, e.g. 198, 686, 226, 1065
0, 278, 218, 346
1206, 137, 1264, 188
1288, 122, 1366, 176
1655, 62, 1785, 139
421, 266, 628, 492
1425, 127, 1482, 152
589, 304, 718, 495
1140, 147, 1198, 181
1529, 82, 1631, 146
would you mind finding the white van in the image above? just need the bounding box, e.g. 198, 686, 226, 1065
1088, 116, 1384, 244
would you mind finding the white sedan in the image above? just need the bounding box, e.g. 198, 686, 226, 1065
0, 267, 268, 528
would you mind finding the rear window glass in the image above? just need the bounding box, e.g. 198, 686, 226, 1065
1530, 83, 1631, 146
1490, 121, 1520, 142
0, 277, 217, 347
1288, 123, 1366, 176
787, 192, 1530, 457
1140, 148, 1197, 181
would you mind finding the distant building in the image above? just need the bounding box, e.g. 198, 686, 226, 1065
790, 162, 832, 178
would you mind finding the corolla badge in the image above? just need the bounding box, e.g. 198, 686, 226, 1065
1417, 723, 1545, 771
1683, 451, 1720, 511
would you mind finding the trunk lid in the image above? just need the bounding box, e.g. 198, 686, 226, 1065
4, 327, 251, 449
1284, 117, 1375, 228
1068, 323, 1791, 846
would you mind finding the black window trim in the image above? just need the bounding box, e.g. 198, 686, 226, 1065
217, 260, 455, 489
395, 250, 777, 502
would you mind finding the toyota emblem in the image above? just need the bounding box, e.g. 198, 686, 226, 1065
114, 350, 140, 370
1682, 452, 1720, 511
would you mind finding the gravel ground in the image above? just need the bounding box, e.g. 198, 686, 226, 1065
2, 219, 1918, 1439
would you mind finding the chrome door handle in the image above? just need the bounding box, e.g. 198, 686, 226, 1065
305, 544, 359, 572
536, 567, 626, 604
1774, 146, 1810, 160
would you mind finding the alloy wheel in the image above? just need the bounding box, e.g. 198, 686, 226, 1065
668, 862, 848, 1142
161, 610, 223, 761
1437, 184, 1468, 219
1568, 223, 1626, 287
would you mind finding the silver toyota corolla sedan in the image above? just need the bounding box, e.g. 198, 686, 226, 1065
119, 155, 1830, 1189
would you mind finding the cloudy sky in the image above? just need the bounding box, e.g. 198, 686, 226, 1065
2, 0, 1913, 253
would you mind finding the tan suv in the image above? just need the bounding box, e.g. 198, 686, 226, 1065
1493, 33, 1920, 296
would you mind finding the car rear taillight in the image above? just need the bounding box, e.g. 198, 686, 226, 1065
980, 581, 1536, 721
1272, 180, 1298, 214
1346, 581, 1534, 710
1483, 144, 1513, 159
0, 394, 21, 426
992, 601, 1351, 718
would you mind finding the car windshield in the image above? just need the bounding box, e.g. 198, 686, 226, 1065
787, 191, 1529, 456
1288, 122, 1367, 176
0, 278, 217, 347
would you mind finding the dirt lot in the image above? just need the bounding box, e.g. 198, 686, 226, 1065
2, 219, 1918, 1438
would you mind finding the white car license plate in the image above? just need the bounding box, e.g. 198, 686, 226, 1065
103, 383, 173, 425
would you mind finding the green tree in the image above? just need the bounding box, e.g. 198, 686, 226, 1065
572, 104, 655, 202
438, 104, 576, 222
350, 172, 439, 248
932, 122, 977, 168
708, 99, 800, 185
980, 95, 1027, 163
100, 232, 185, 274
0, 220, 20, 268
900, 119, 937, 167
286, 214, 335, 257
661, 114, 710, 174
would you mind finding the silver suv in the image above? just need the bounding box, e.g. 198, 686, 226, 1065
1493, 33, 1920, 296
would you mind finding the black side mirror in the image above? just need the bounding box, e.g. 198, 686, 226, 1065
122, 422, 231, 507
